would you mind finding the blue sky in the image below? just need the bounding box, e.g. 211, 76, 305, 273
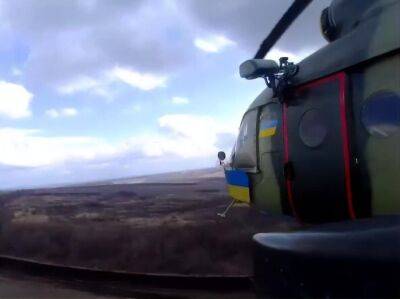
0, 0, 329, 188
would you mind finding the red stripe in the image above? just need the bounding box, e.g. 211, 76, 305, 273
284, 72, 356, 221
282, 103, 299, 220
337, 72, 356, 219
296, 74, 338, 91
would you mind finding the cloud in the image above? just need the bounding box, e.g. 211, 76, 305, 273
0, 127, 114, 167
0, 113, 236, 171
45, 109, 58, 118
184, 0, 330, 57
110, 67, 167, 91
56, 67, 167, 98
194, 35, 235, 53
57, 76, 99, 95
11, 67, 23, 76
0, 1, 334, 189
152, 113, 236, 157
0, 0, 191, 91
62, 108, 77, 117
0, 112, 238, 188
112, 114, 236, 160
56, 75, 114, 100
171, 96, 189, 105
45, 107, 78, 118
0, 0, 329, 95
0, 81, 33, 118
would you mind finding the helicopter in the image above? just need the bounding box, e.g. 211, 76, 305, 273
217, 0, 400, 297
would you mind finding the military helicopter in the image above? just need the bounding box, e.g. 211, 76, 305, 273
218, 0, 400, 297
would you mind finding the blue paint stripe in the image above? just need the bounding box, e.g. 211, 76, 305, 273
224, 169, 249, 187
260, 119, 277, 130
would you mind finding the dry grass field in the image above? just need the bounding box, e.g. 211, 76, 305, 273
0, 168, 296, 275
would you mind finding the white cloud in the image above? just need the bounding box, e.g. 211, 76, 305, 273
45, 107, 78, 118
0, 127, 114, 167
57, 76, 99, 95
56, 67, 167, 98
57, 76, 114, 100
45, 109, 59, 118
126, 114, 236, 159
185, 0, 329, 56
11, 67, 23, 76
111, 66, 167, 91
0, 81, 33, 118
0, 113, 236, 169
90, 86, 113, 100
171, 96, 189, 105
0, 113, 238, 189
116, 114, 227, 159
194, 34, 235, 53
62, 107, 78, 116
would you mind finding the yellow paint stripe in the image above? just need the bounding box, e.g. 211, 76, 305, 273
259, 127, 276, 138
227, 185, 250, 203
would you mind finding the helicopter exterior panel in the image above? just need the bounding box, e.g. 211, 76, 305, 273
222, 0, 399, 223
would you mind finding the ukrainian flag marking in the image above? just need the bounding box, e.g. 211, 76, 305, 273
224, 169, 250, 203
259, 119, 277, 138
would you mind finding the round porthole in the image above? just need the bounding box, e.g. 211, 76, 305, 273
361, 91, 400, 138
299, 109, 328, 147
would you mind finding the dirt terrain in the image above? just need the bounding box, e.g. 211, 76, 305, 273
0, 168, 297, 275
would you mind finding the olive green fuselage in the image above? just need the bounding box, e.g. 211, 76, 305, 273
230, 0, 400, 223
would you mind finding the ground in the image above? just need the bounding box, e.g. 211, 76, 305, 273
0, 168, 297, 275
0, 276, 118, 299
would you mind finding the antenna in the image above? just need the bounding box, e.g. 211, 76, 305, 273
217, 199, 236, 218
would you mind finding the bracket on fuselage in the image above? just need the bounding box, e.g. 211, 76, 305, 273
264, 57, 298, 102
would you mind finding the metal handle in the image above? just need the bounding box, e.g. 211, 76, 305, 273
284, 161, 295, 181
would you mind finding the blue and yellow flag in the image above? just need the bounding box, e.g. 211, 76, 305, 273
224, 169, 250, 203
259, 119, 277, 138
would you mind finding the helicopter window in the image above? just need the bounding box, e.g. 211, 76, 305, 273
361, 91, 400, 138
233, 109, 258, 170
299, 109, 328, 148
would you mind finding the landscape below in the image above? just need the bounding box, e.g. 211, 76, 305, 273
0, 168, 296, 275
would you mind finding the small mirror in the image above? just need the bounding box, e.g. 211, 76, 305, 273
217, 151, 226, 162
239, 59, 279, 80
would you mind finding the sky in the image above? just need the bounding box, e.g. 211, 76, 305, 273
0, 0, 330, 189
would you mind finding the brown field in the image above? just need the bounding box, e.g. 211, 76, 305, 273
0, 168, 297, 275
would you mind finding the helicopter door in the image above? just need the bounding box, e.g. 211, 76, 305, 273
283, 72, 355, 223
